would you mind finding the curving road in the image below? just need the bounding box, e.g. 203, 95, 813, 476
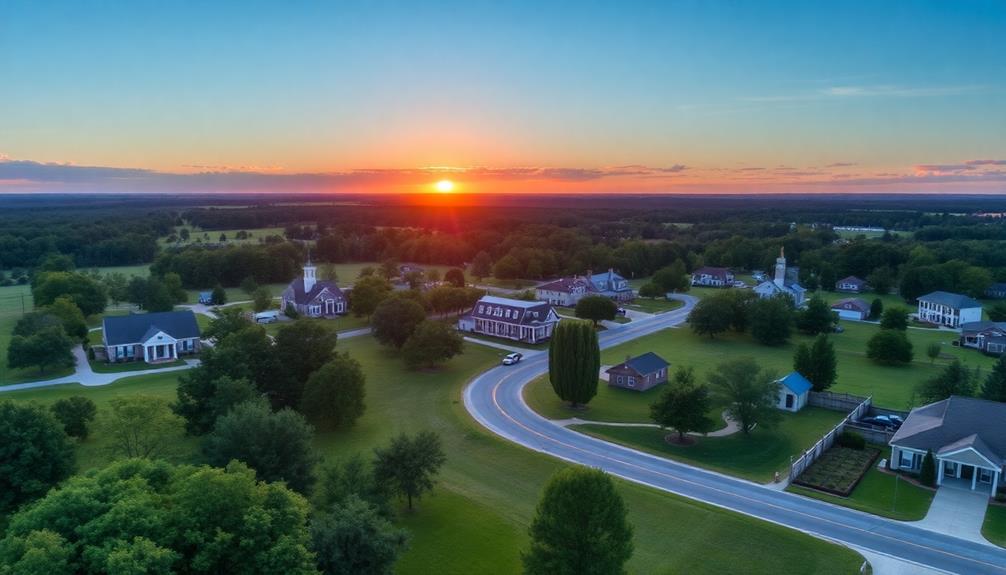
464, 295, 1006, 575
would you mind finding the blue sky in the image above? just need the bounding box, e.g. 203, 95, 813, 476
2, 0, 1004, 193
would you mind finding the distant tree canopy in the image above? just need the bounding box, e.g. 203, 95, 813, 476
0, 401, 75, 514
32, 271, 107, 316
151, 243, 302, 288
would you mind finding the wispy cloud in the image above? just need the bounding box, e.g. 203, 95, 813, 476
742, 84, 982, 103
825, 162, 856, 168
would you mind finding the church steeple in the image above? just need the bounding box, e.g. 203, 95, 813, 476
774, 246, 786, 287
303, 250, 317, 292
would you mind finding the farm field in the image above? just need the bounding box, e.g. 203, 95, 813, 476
158, 225, 287, 247
0, 335, 863, 574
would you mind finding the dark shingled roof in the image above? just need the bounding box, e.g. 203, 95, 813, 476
103, 311, 201, 346
890, 396, 1006, 466
285, 279, 345, 305
537, 277, 590, 294
471, 295, 558, 326
917, 291, 982, 310
831, 297, 871, 313
608, 352, 669, 376
836, 275, 867, 287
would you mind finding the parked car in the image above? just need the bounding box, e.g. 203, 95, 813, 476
833, 325, 845, 333
859, 416, 899, 430
502, 352, 523, 365
616, 307, 627, 316
255, 310, 280, 324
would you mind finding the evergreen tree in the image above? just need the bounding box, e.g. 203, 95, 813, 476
918, 359, 976, 403
919, 450, 936, 487
793, 342, 813, 379
981, 355, 1006, 403
869, 298, 884, 320
807, 334, 838, 391
547, 321, 601, 408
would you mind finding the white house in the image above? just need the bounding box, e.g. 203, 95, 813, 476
916, 291, 982, 328
753, 248, 806, 307
535, 277, 592, 307
280, 260, 347, 318
835, 276, 868, 293
775, 371, 812, 412
589, 269, 635, 302
691, 266, 735, 288
889, 396, 1005, 493
463, 295, 560, 343
102, 310, 201, 364
831, 297, 871, 321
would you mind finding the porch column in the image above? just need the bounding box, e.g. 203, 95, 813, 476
972, 467, 978, 491
143, 345, 150, 362
993, 470, 999, 494
936, 457, 943, 486
172, 343, 177, 359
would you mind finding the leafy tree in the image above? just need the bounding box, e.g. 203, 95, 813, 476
688, 294, 732, 338
444, 268, 466, 288
179, 227, 190, 241
988, 302, 1006, 322
35, 252, 75, 274
142, 276, 176, 312
301, 354, 367, 428
12, 311, 63, 337
45, 296, 88, 340
100, 395, 185, 459
252, 286, 273, 312
272, 320, 340, 408
880, 307, 909, 330
574, 295, 617, 327
725, 290, 757, 332
794, 335, 838, 391
651, 261, 689, 293
470, 251, 492, 280
203, 306, 253, 340
866, 266, 896, 295
32, 271, 107, 316
210, 284, 227, 305
983, 355, 1006, 402
0, 459, 317, 574
522, 467, 633, 575
402, 270, 424, 289
926, 342, 942, 364
649, 367, 715, 442
162, 272, 188, 303
204, 399, 319, 494
869, 298, 884, 320
372, 431, 446, 510
317, 454, 392, 518
637, 282, 663, 298
350, 275, 392, 318
492, 254, 522, 280
173, 372, 258, 435
50, 396, 97, 439
918, 359, 976, 403
240, 276, 259, 295
7, 326, 75, 374
866, 329, 914, 365
747, 296, 793, 346
311, 495, 409, 575
920, 450, 936, 487
379, 259, 399, 280
401, 320, 464, 369
707, 357, 781, 435
795, 296, 836, 335
548, 321, 601, 407
0, 401, 75, 513
208, 325, 282, 395
371, 296, 426, 348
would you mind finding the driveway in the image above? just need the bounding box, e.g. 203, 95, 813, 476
913, 483, 993, 545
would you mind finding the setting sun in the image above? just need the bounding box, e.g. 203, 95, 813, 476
435, 179, 455, 193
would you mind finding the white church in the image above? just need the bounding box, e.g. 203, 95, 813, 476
280, 259, 348, 318
753, 247, 806, 307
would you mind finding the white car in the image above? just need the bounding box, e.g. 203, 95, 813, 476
502, 352, 523, 365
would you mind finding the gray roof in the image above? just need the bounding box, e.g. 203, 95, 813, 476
472, 296, 558, 326
960, 321, 1006, 334
608, 352, 669, 376
917, 291, 981, 310
103, 311, 201, 346
890, 396, 1006, 466
831, 297, 871, 313
836, 275, 866, 286
284, 278, 345, 305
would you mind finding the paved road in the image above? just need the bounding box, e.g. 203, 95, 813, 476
464, 294, 1006, 575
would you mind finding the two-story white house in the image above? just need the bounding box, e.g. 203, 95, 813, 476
690, 266, 735, 288
535, 277, 593, 307
460, 295, 560, 343
916, 291, 982, 329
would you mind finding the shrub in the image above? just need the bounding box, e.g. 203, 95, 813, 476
836, 430, 865, 450
919, 449, 936, 487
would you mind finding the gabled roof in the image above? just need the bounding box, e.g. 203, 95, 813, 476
917, 291, 981, 310
960, 320, 1006, 334
103, 311, 201, 346
836, 275, 866, 286
831, 298, 871, 313
590, 269, 631, 292
284, 278, 345, 305
777, 371, 812, 395
472, 295, 558, 326
608, 352, 669, 375
890, 396, 1006, 466
692, 266, 732, 279
537, 277, 590, 294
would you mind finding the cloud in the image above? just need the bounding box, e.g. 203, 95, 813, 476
825, 162, 856, 168
965, 159, 1006, 166
742, 84, 981, 104
913, 163, 976, 173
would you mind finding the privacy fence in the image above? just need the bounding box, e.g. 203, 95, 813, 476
788, 392, 873, 482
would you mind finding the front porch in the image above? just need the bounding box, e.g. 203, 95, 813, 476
936, 456, 999, 494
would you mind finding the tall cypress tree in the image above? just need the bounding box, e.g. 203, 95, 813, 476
982, 355, 1006, 403
809, 334, 837, 391
548, 321, 600, 408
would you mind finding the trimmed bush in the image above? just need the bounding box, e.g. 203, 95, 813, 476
836, 430, 866, 450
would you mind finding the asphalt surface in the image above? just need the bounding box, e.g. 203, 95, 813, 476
464, 295, 1006, 575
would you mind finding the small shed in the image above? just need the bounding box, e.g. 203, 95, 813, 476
198, 291, 213, 304
605, 352, 670, 392
776, 371, 812, 412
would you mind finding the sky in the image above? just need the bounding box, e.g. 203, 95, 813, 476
2, 0, 1005, 195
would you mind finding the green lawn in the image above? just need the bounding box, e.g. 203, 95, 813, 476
573, 407, 846, 483
159, 225, 288, 247
625, 297, 685, 314
261, 314, 370, 336
80, 264, 151, 279
88, 358, 188, 374
983, 505, 1006, 548
185, 283, 288, 306
788, 467, 935, 521
0, 283, 76, 385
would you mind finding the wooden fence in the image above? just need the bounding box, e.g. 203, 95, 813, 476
788, 395, 873, 482
808, 390, 871, 413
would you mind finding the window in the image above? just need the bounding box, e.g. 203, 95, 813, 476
627, 376, 635, 387
899, 450, 919, 470
980, 468, 993, 483
478, 305, 484, 313
617, 375, 623, 385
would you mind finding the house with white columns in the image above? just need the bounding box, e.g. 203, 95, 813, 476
889, 396, 1005, 494
102, 310, 202, 364
461, 295, 560, 344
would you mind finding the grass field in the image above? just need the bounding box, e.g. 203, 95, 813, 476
0, 335, 864, 574
573, 407, 845, 483
624, 297, 685, 314
159, 225, 287, 247
262, 314, 370, 336
788, 467, 935, 521
984, 505, 1006, 548
88, 358, 187, 374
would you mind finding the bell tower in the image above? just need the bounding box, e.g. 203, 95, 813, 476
303, 251, 317, 292
773, 247, 786, 287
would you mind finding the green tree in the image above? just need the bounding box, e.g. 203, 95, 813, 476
470, 251, 492, 280
317, 454, 392, 518
988, 302, 1006, 322
210, 284, 227, 305
795, 296, 836, 335
796, 334, 838, 392
707, 357, 781, 435
522, 467, 633, 575
45, 296, 88, 340
372, 431, 446, 510
982, 354, 1006, 402
574, 295, 617, 327
100, 395, 184, 459
688, 294, 733, 338
401, 320, 464, 369
7, 326, 75, 374
203, 306, 253, 341
919, 450, 936, 487
162, 272, 188, 303
32, 271, 107, 316
444, 268, 466, 288
311, 495, 409, 575
301, 355, 367, 428
240, 276, 259, 295
204, 399, 319, 494
173, 372, 258, 435
651, 261, 689, 293
379, 259, 399, 280
142, 277, 176, 312
747, 296, 793, 346
492, 254, 522, 280
350, 275, 392, 318
649, 367, 715, 442
866, 266, 896, 295
0, 459, 317, 574
869, 298, 884, 320
918, 359, 976, 403
880, 307, 909, 330
252, 286, 273, 312
547, 321, 601, 408
50, 396, 97, 439
0, 401, 75, 513
926, 342, 942, 364
271, 319, 339, 408
371, 296, 426, 348
637, 282, 663, 298
866, 329, 914, 365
